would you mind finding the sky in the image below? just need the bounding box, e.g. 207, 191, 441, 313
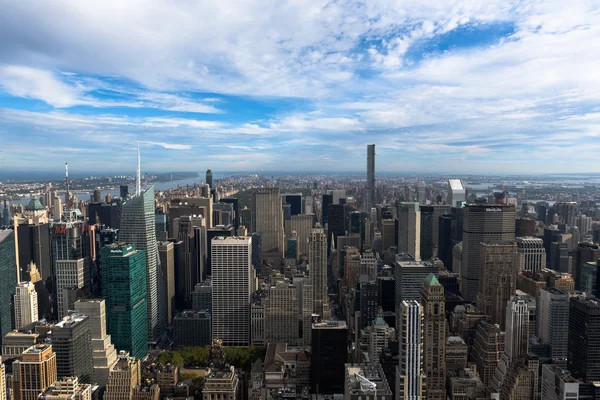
0, 1, 599, 175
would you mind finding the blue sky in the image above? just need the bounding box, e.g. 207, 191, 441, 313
0, 1, 599, 175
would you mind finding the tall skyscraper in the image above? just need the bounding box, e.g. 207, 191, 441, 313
447, 179, 465, 208
55, 258, 87, 319
420, 274, 446, 400
251, 188, 284, 256
397, 202, 421, 260
50, 313, 93, 384
516, 237, 546, 273
14, 281, 38, 330
101, 243, 148, 359
0, 230, 17, 348
120, 185, 162, 343
461, 204, 516, 302
309, 227, 328, 317
417, 181, 426, 205
311, 321, 348, 395
12, 344, 57, 400
537, 287, 569, 365
366, 144, 375, 212
476, 242, 518, 329
211, 236, 252, 346
567, 294, 600, 385
206, 169, 213, 188
103, 352, 141, 400
394, 255, 438, 305
74, 299, 117, 387
289, 214, 313, 257
396, 300, 425, 400
158, 241, 176, 324
472, 320, 505, 387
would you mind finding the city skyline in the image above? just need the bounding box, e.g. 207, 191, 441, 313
0, 1, 599, 174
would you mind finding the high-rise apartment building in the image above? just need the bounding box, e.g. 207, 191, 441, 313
14, 281, 38, 330
13, 344, 58, 400
397, 202, 420, 260
74, 299, 117, 387
476, 242, 518, 329
309, 228, 328, 317
311, 321, 348, 394
537, 288, 569, 365
211, 236, 252, 346
420, 275, 446, 400
396, 300, 425, 400
50, 314, 93, 384
103, 352, 141, 400
366, 144, 375, 212
101, 243, 148, 359
0, 230, 17, 347
120, 186, 162, 343
461, 204, 516, 302
516, 237, 546, 273
251, 188, 284, 256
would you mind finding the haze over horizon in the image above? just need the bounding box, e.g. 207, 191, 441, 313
1, 1, 599, 174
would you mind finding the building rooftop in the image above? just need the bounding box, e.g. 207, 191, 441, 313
313, 320, 347, 329
424, 273, 440, 286
25, 198, 45, 211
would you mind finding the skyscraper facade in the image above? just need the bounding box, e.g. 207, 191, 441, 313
14, 281, 38, 330
420, 275, 446, 400
516, 236, 546, 273
311, 321, 348, 395
396, 300, 425, 400
103, 352, 141, 400
537, 287, 569, 365
309, 228, 328, 316
119, 186, 162, 343
211, 236, 252, 346
251, 188, 284, 256
101, 243, 148, 359
461, 204, 516, 302
397, 202, 421, 260
0, 230, 17, 347
366, 144, 375, 212
13, 344, 58, 400
50, 313, 93, 383
206, 169, 213, 188
447, 179, 465, 208
567, 294, 600, 384
0, 356, 5, 400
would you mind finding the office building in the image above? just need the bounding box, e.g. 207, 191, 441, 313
87, 202, 121, 230
192, 280, 212, 312
541, 365, 581, 400
15, 222, 51, 281
572, 243, 600, 291
55, 258, 88, 319
476, 242, 518, 329
206, 169, 213, 188
103, 352, 141, 400
73, 299, 117, 387
498, 354, 539, 400
472, 320, 504, 387
289, 214, 313, 257
13, 344, 58, 400
169, 197, 213, 231
567, 294, 600, 384
345, 363, 392, 400
211, 236, 252, 346
39, 376, 92, 400
173, 310, 211, 348
394, 255, 438, 305
311, 321, 348, 394
0, 230, 17, 347
419, 275, 446, 400
101, 243, 148, 359
447, 179, 465, 208
437, 207, 462, 272
516, 236, 546, 273
445, 336, 468, 373
537, 288, 569, 365
397, 202, 420, 260
14, 281, 38, 330
251, 188, 284, 256
157, 241, 175, 324
396, 300, 425, 400
366, 144, 376, 212
461, 204, 516, 302
50, 314, 93, 383
119, 186, 162, 343
309, 228, 328, 316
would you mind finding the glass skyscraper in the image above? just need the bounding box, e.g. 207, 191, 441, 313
0, 230, 17, 347
101, 243, 148, 359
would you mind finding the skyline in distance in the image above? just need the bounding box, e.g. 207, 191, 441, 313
0, 1, 599, 174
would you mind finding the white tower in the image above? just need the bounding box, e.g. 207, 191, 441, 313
14, 281, 38, 330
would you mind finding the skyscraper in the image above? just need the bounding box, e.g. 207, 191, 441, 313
311, 321, 348, 394
396, 300, 425, 400
461, 204, 516, 302
420, 274, 446, 400
0, 230, 17, 348
537, 287, 569, 365
516, 236, 546, 273
158, 241, 175, 324
101, 243, 148, 359
472, 320, 505, 387
55, 258, 87, 319
0, 356, 5, 400
74, 299, 117, 387
103, 352, 141, 400
251, 188, 284, 256
14, 281, 38, 330
206, 169, 213, 188
120, 185, 162, 343
567, 294, 600, 384
366, 144, 375, 212
397, 202, 421, 260
13, 344, 58, 400
211, 236, 252, 346
50, 313, 93, 384
447, 179, 465, 208
309, 227, 328, 316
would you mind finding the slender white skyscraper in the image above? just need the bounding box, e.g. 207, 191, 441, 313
309, 227, 328, 317
396, 300, 425, 400
14, 281, 38, 330
120, 147, 163, 343
212, 236, 252, 346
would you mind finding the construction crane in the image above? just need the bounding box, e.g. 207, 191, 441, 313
355, 373, 377, 399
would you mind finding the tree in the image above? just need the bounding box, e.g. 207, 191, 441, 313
157, 351, 184, 367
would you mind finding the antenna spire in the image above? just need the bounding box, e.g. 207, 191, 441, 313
136, 141, 142, 196
65, 160, 70, 204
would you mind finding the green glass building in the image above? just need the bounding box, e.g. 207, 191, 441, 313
0, 230, 18, 346
101, 243, 148, 359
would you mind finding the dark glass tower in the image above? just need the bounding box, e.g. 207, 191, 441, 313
567, 294, 600, 384
0, 230, 17, 347
311, 320, 348, 394
206, 169, 213, 188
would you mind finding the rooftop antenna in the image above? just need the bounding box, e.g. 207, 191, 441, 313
136, 141, 141, 196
